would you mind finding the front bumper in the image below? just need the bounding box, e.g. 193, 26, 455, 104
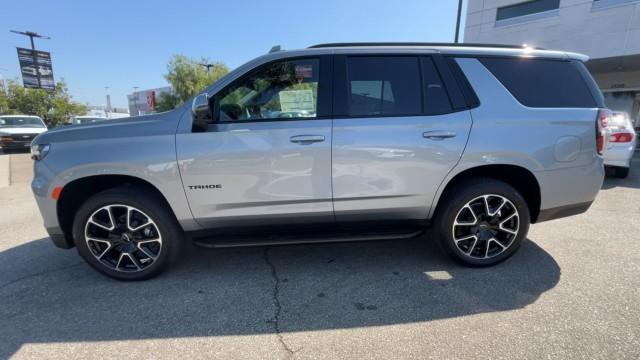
0, 141, 33, 150
32, 159, 74, 249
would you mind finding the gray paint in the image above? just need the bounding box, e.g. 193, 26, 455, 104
31, 44, 604, 242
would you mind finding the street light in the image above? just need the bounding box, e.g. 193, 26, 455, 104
10, 30, 51, 88
199, 63, 215, 73
455, 0, 464, 43
105, 86, 112, 116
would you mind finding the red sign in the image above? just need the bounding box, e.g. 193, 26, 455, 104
146, 91, 156, 112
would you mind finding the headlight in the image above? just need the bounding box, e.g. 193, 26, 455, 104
30, 144, 50, 161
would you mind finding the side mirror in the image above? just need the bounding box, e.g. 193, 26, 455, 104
191, 93, 212, 132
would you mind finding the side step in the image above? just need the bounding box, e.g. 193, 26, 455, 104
192, 229, 425, 249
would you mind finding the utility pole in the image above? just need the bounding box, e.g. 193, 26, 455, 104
105, 86, 112, 117
454, 0, 464, 43
132, 86, 139, 116
10, 30, 51, 88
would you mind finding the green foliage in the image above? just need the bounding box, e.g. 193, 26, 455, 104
155, 91, 181, 112
0, 79, 87, 127
156, 55, 229, 111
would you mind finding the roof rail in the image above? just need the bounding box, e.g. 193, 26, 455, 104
308, 42, 542, 50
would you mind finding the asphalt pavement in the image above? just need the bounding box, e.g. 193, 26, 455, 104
0, 151, 639, 359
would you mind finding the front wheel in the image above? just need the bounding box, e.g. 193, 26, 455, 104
433, 178, 530, 267
72, 187, 183, 280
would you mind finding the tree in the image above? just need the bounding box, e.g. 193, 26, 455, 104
156, 55, 229, 111
1, 79, 87, 127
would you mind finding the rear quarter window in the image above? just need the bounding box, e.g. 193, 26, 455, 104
479, 57, 597, 108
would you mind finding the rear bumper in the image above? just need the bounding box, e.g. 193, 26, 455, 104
536, 201, 593, 222
534, 158, 604, 223
603, 142, 635, 168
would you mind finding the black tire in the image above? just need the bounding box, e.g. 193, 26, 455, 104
613, 167, 629, 179
72, 186, 183, 280
432, 178, 530, 267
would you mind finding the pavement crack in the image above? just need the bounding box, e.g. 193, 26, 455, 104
0, 262, 83, 292
263, 247, 300, 358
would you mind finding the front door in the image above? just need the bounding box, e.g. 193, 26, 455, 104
176, 56, 334, 228
331, 55, 473, 221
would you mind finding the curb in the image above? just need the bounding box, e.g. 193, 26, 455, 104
0, 155, 9, 188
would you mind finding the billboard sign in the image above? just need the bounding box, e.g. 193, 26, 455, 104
16, 47, 55, 90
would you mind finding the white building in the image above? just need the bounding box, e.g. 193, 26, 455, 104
127, 86, 172, 116
464, 0, 640, 125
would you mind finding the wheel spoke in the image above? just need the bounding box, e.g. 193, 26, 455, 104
488, 197, 506, 217
498, 225, 518, 235
454, 204, 478, 226
125, 253, 142, 271
88, 219, 112, 231
454, 234, 476, 244
115, 253, 125, 270
126, 206, 133, 231
86, 237, 112, 259
467, 237, 479, 255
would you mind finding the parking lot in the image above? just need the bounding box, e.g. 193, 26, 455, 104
0, 151, 639, 359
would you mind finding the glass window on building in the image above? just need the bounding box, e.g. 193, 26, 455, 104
496, 0, 560, 21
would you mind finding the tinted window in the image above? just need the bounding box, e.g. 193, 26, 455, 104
479, 58, 597, 108
347, 57, 421, 116
421, 58, 452, 114
216, 58, 320, 121
496, 0, 559, 21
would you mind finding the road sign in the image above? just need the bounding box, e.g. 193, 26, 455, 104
16, 47, 55, 89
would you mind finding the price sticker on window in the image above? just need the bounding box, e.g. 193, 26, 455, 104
279, 90, 315, 112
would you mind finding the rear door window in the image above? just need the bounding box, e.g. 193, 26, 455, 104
347, 57, 422, 116
421, 57, 453, 115
479, 58, 597, 108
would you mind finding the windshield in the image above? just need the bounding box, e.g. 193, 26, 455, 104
0, 116, 46, 128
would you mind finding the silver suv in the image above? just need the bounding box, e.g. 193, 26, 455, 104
31, 43, 607, 280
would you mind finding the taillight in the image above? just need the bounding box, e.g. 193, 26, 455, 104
609, 132, 634, 143
596, 109, 610, 155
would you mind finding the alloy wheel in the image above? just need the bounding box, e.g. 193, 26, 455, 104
84, 204, 162, 272
451, 194, 520, 259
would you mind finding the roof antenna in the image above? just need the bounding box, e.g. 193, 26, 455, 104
269, 45, 281, 53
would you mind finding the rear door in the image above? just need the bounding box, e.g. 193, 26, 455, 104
331, 54, 473, 221
176, 56, 334, 228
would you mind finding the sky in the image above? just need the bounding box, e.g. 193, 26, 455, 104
0, 0, 466, 109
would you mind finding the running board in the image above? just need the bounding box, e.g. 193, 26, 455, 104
192, 229, 424, 249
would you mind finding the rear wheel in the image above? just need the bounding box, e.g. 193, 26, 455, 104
72, 187, 183, 280
433, 178, 530, 266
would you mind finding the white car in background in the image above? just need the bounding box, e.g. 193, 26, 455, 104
69, 116, 110, 125
0, 115, 48, 152
604, 111, 637, 178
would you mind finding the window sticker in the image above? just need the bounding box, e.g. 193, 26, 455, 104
295, 64, 313, 79
279, 90, 315, 112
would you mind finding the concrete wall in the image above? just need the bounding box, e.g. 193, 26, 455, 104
464, 0, 640, 60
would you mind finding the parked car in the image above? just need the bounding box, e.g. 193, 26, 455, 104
69, 116, 110, 125
0, 115, 48, 152
31, 43, 607, 280
603, 111, 637, 178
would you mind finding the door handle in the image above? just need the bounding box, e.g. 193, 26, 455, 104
423, 130, 456, 140
290, 135, 325, 145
